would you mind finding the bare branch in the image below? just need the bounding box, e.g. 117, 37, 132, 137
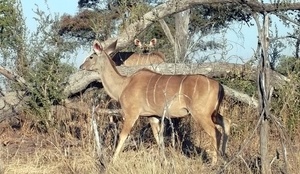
0, 65, 27, 87
99, 0, 300, 51
159, 19, 175, 45
275, 12, 300, 26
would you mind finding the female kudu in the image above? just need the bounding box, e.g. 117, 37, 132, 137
80, 40, 231, 165
112, 38, 165, 66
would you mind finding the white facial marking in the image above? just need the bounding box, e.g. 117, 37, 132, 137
82, 51, 94, 64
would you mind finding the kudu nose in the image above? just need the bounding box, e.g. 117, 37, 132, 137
79, 64, 85, 70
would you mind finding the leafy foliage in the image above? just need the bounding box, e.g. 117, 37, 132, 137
59, 9, 117, 43
269, 26, 286, 70
0, 2, 78, 131
276, 56, 300, 76
60, 0, 152, 45
218, 77, 257, 97
0, 0, 19, 46
189, 3, 252, 35
58, 0, 252, 60
0, 0, 29, 87
271, 56, 300, 135
22, 8, 78, 131
78, 0, 101, 9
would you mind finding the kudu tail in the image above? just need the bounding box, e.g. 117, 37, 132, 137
214, 83, 224, 114
213, 83, 231, 156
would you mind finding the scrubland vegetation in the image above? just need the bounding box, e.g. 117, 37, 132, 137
1, 0, 300, 174
1, 81, 300, 174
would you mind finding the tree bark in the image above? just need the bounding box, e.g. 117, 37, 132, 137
174, 9, 190, 63
254, 13, 272, 174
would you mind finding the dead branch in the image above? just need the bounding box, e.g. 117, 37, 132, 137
64, 62, 288, 96
100, 0, 300, 52
0, 61, 289, 121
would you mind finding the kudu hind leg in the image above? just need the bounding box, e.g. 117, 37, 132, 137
213, 113, 231, 156
113, 115, 138, 162
191, 112, 221, 165
148, 117, 161, 146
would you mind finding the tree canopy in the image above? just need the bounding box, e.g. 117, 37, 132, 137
58, 0, 253, 62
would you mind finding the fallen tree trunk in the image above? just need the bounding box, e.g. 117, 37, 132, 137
0, 62, 289, 120
0, 91, 27, 122
64, 62, 289, 97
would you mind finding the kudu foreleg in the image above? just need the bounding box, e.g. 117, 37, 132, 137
113, 115, 138, 162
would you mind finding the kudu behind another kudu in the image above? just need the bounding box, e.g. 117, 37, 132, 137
80, 40, 231, 165
111, 38, 165, 66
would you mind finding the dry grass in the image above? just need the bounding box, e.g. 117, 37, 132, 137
0, 95, 299, 174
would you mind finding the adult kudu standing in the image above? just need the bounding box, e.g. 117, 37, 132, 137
111, 38, 165, 66
80, 40, 231, 165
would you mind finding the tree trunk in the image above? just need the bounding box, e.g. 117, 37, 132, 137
254, 13, 272, 174
174, 9, 190, 63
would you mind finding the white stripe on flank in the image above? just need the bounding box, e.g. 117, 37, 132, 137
206, 77, 211, 92
193, 76, 200, 96
146, 74, 155, 107
179, 75, 187, 105
153, 75, 163, 104
164, 76, 173, 93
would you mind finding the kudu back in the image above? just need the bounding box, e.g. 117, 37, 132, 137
80, 40, 231, 165
111, 38, 165, 66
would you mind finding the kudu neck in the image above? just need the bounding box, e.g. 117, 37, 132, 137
100, 53, 129, 101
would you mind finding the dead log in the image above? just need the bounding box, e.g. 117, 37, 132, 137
63, 62, 288, 98
0, 91, 26, 122
0, 62, 288, 121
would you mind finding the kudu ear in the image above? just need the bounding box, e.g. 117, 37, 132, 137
93, 40, 103, 55
105, 40, 118, 55
149, 38, 157, 47
93, 40, 117, 56
134, 39, 142, 48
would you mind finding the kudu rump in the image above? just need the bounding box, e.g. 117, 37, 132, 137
111, 38, 165, 66
80, 40, 231, 165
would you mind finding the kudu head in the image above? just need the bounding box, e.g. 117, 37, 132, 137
134, 38, 157, 53
80, 40, 117, 71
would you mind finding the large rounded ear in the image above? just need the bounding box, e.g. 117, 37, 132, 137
105, 40, 118, 55
93, 40, 103, 55
134, 39, 142, 48
149, 38, 157, 47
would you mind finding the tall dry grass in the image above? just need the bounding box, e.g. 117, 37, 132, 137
1, 87, 300, 174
